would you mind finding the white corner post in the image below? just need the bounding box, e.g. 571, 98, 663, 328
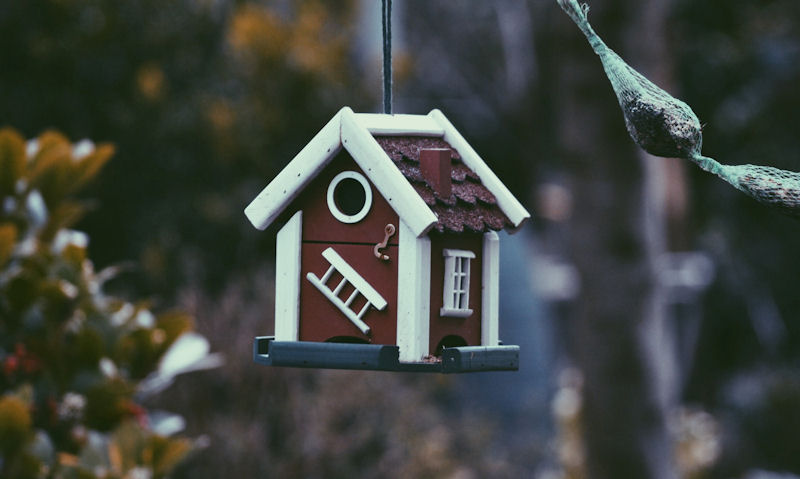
396, 220, 431, 362
482, 231, 500, 347
274, 211, 302, 341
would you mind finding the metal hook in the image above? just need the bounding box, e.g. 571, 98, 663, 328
374, 223, 396, 261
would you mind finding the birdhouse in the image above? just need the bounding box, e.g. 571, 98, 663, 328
246, 107, 530, 372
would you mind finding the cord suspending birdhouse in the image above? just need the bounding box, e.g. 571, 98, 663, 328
246, 107, 530, 372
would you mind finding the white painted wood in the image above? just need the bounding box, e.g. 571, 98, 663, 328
326, 170, 373, 223
332, 277, 348, 296
443, 249, 476, 259
344, 290, 358, 307
481, 231, 500, 347
274, 211, 302, 341
357, 302, 371, 319
306, 272, 372, 336
440, 249, 474, 318
396, 220, 431, 362
320, 247, 387, 309
355, 113, 445, 137
320, 265, 335, 284
340, 108, 438, 238
439, 307, 473, 318
442, 256, 455, 311
428, 109, 531, 231
244, 108, 344, 230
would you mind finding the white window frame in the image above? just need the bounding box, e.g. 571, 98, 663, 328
440, 249, 475, 318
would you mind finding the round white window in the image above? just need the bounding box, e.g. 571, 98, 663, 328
326, 171, 373, 223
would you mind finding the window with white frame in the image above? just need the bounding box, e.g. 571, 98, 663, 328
440, 249, 476, 317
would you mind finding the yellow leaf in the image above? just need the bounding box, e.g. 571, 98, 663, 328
228, 5, 288, 60
136, 63, 166, 102
148, 435, 192, 476
38, 200, 87, 243
0, 395, 32, 451
0, 128, 26, 196
156, 311, 195, 346
73, 143, 114, 190
35, 130, 70, 152
0, 223, 17, 265
58, 452, 80, 467
108, 441, 123, 474
110, 420, 147, 473
28, 131, 72, 204
29, 130, 71, 176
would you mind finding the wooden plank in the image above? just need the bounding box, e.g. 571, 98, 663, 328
396, 220, 431, 362
274, 211, 302, 341
481, 231, 500, 347
244, 109, 344, 230
340, 108, 438, 238
355, 113, 444, 137
428, 109, 531, 231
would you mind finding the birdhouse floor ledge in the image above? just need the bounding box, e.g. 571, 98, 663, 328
253, 336, 519, 373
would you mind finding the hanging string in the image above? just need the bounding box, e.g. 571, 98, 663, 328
382, 0, 393, 114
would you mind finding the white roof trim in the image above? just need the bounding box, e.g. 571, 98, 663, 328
355, 113, 444, 137
428, 109, 531, 231
245, 107, 529, 236
245, 108, 344, 230
340, 109, 438, 237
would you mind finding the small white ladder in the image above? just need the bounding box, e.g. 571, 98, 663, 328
306, 247, 388, 336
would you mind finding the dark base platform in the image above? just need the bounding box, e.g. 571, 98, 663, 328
253, 336, 519, 373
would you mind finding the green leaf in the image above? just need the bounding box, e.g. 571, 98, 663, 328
84, 379, 134, 432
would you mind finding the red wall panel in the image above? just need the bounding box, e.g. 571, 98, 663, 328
428, 232, 483, 353
299, 242, 398, 344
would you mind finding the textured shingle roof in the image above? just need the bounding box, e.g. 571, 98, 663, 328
374, 136, 513, 233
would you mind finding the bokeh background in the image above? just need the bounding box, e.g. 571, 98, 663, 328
2, 0, 800, 478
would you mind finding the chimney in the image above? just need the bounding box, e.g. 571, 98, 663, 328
419, 148, 452, 198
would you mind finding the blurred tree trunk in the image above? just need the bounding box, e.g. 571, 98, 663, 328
553, 0, 681, 477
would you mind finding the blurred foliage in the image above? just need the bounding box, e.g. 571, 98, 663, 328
0, 128, 203, 479
162, 277, 543, 479
675, 0, 800, 341
0, 0, 369, 296
546, 369, 720, 479
2, 0, 800, 477
670, 1, 800, 476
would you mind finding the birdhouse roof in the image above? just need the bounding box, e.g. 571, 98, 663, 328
244, 107, 530, 237
376, 136, 513, 233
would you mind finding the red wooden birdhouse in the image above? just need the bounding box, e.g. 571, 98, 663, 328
247, 107, 530, 372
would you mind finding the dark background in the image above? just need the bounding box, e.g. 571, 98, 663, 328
1, 0, 799, 477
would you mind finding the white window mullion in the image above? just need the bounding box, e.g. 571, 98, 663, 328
461, 259, 470, 309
